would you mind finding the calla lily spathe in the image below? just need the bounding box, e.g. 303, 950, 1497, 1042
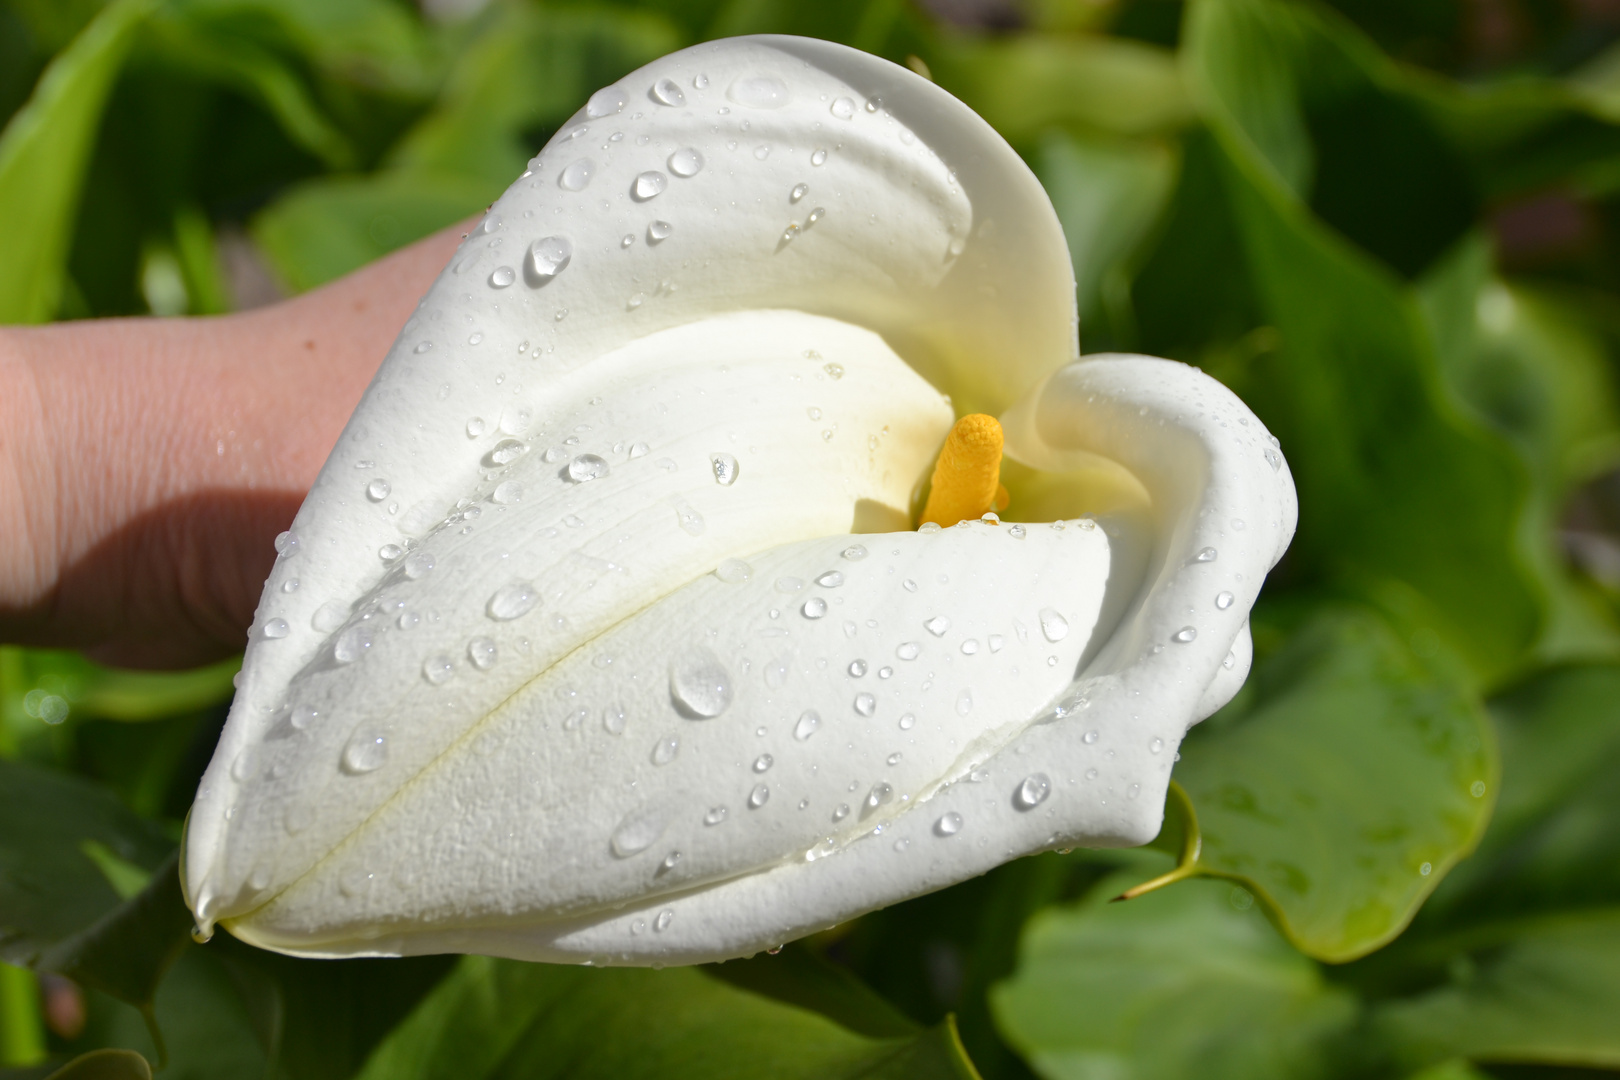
183, 35, 1297, 964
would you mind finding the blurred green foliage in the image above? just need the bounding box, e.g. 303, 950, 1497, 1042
4, 0, 1620, 1077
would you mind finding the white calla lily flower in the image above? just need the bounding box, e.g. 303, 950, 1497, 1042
183, 35, 1296, 964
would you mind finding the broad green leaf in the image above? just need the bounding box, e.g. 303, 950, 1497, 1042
0, 760, 173, 969
251, 170, 494, 292
1172, 607, 1496, 961
1370, 909, 1620, 1070
0, 0, 148, 324
386, 3, 680, 188
1423, 663, 1620, 925
928, 33, 1192, 145
1, 647, 237, 729
990, 872, 1357, 1080
355, 955, 981, 1080
1032, 129, 1176, 336
1199, 110, 1540, 680
44, 1048, 153, 1080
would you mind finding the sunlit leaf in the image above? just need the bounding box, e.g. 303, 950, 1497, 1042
991, 872, 1357, 1080
1171, 607, 1496, 962
0, 0, 148, 324
355, 955, 981, 1080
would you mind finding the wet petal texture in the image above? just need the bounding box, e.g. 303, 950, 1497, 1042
184, 35, 1296, 965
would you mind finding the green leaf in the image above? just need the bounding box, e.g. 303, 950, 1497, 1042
1369, 909, 1620, 1070
251, 170, 494, 292
990, 872, 1357, 1080
0, 0, 149, 324
1171, 606, 1496, 961
43, 1048, 153, 1080
0, 760, 174, 970
355, 955, 981, 1080
929, 33, 1192, 145
1031, 129, 1177, 339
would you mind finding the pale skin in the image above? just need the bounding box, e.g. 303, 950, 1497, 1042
0, 225, 466, 669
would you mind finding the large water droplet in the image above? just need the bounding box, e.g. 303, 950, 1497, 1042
802, 597, 828, 619
423, 655, 454, 685
854, 692, 876, 717
585, 84, 627, 118
365, 478, 391, 502
651, 77, 686, 106
669, 147, 704, 177
492, 481, 524, 505
342, 731, 388, 774
670, 648, 733, 718
334, 625, 372, 664
262, 618, 289, 640
487, 581, 538, 621
651, 735, 679, 765
706, 452, 741, 486
896, 641, 920, 660
794, 710, 821, 741
1014, 773, 1051, 810
528, 236, 573, 281
924, 616, 950, 637
633, 171, 667, 201
830, 96, 856, 120
753, 753, 774, 773
610, 805, 666, 857
1216, 591, 1235, 610
1173, 626, 1198, 643
934, 812, 963, 837
466, 417, 486, 438
559, 159, 595, 191
1264, 447, 1282, 471
489, 439, 527, 466
729, 75, 789, 109
378, 544, 403, 562
568, 454, 610, 482
647, 221, 673, 245
468, 637, 498, 670
715, 558, 752, 583
749, 784, 770, 808
674, 498, 705, 535
1038, 608, 1069, 642
848, 659, 868, 677
490, 265, 515, 289
862, 783, 893, 818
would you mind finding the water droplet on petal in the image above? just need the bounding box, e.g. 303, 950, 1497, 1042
492, 481, 524, 505
790, 182, 808, 203
655, 909, 674, 931
841, 544, 867, 560
704, 806, 727, 826
1038, 607, 1069, 642
896, 641, 920, 660
854, 692, 876, 717
1009, 524, 1026, 539
365, 479, 391, 502
231, 747, 260, 781
1014, 773, 1051, 810
334, 625, 372, 663
955, 689, 973, 716
749, 784, 770, 808
1195, 547, 1218, 563
848, 659, 868, 677
1264, 447, 1282, 471
1216, 591, 1235, 610
378, 543, 403, 562
862, 783, 893, 818
633, 171, 668, 200
794, 710, 821, 741
342, 731, 388, 774
490, 265, 515, 288
647, 220, 673, 243
830, 96, 856, 120
611, 805, 666, 856
466, 417, 486, 438
812, 148, 828, 166
1173, 626, 1198, 643
568, 454, 610, 482
670, 647, 733, 718
528, 236, 573, 280
312, 600, 348, 632
468, 637, 498, 670
262, 618, 289, 639
487, 581, 538, 621
423, 655, 454, 684
669, 147, 704, 177
585, 84, 627, 118
1150, 737, 1165, 754
652, 78, 686, 106
802, 597, 828, 619
753, 753, 773, 773
651, 735, 679, 765
934, 812, 963, 837
710, 452, 739, 485
674, 498, 705, 535
816, 571, 844, 587
559, 159, 595, 191
924, 616, 950, 637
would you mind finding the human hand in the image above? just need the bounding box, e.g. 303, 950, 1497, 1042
0, 225, 466, 669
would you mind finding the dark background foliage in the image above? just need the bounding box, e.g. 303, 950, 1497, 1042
4, 0, 1620, 1077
